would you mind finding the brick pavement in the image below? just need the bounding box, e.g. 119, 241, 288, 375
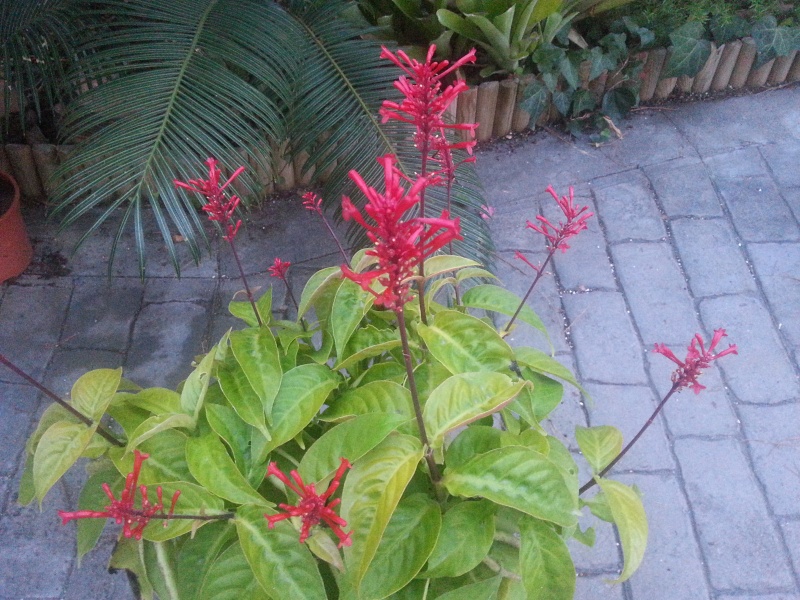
1, 84, 799, 599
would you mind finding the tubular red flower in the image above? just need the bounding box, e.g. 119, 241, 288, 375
527, 186, 593, 253
58, 450, 180, 540
302, 191, 323, 215
340, 155, 462, 310
269, 258, 291, 281
265, 458, 352, 548
653, 329, 738, 393
174, 158, 245, 242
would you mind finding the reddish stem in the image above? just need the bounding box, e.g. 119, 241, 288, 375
503, 247, 556, 334
228, 238, 263, 327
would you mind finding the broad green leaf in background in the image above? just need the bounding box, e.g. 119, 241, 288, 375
298, 412, 408, 483
77, 464, 122, 561
198, 540, 270, 600
456, 266, 497, 284
25, 403, 82, 456
175, 521, 237, 600
230, 328, 282, 419
511, 369, 563, 425
141, 481, 227, 542
423, 255, 480, 278
433, 576, 503, 600
445, 426, 503, 470
597, 478, 648, 583
514, 346, 585, 394
341, 433, 423, 589
110, 430, 193, 484
336, 325, 401, 371
298, 266, 342, 319
117, 387, 181, 414
261, 364, 340, 457
229, 287, 272, 327
186, 433, 270, 506
217, 358, 270, 438
601, 87, 638, 123
33, 422, 96, 503
575, 425, 623, 474
462, 284, 549, 340
663, 21, 712, 78
752, 16, 800, 68
205, 403, 250, 472
422, 499, 496, 578
423, 372, 527, 449
418, 310, 513, 374
236, 504, 326, 600
320, 380, 413, 423
126, 413, 196, 451
519, 516, 575, 600
443, 446, 578, 527
518, 78, 550, 123
360, 494, 441, 599
180, 346, 217, 419
110, 537, 155, 600
331, 278, 374, 358
70, 368, 122, 421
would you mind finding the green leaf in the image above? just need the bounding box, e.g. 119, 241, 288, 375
341, 433, 424, 588
331, 279, 374, 359
176, 521, 237, 600
25, 403, 82, 455
262, 364, 340, 457
422, 499, 496, 578
126, 413, 196, 451
572, 89, 597, 116
110, 430, 193, 484
433, 576, 502, 600
298, 413, 408, 484
77, 464, 122, 561
552, 89, 574, 116
141, 481, 227, 542
601, 87, 638, 123
320, 380, 413, 423
335, 326, 402, 371
445, 426, 503, 470
205, 403, 250, 472
118, 388, 181, 414
236, 504, 326, 600
462, 284, 548, 339
589, 45, 617, 79
180, 346, 217, 420
575, 425, 623, 474
456, 266, 497, 284
518, 79, 550, 123
110, 537, 155, 600
298, 266, 342, 319
424, 373, 527, 449
17, 453, 35, 506
229, 287, 272, 327
752, 16, 800, 68
33, 422, 96, 503
514, 347, 585, 395
511, 370, 563, 425
663, 21, 712, 78
198, 540, 269, 600
360, 494, 441, 598
423, 255, 480, 278
518, 516, 576, 600
418, 310, 514, 375
186, 434, 270, 506
709, 14, 750, 45
230, 328, 283, 420
217, 358, 269, 438
443, 446, 578, 527
597, 478, 648, 583
70, 368, 122, 421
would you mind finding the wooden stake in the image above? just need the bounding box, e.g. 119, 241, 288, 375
746, 57, 775, 87
5, 143, 44, 200
492, 79, 517, 138
711, 40, 743, 91
511, 75, 533, 132
475, 81, 499, 142
789, 52, 800, 82
767, 51, 798, 86
692, 43, 722, 93
729, 37, 757, 89
456, 87, 478, 142
640, 49, 667, 102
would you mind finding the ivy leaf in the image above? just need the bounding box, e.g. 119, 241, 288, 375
709, 14, 750, 45
589, 46, 618, 80
518, 79, 550, 124
601, 87, 638, 123
558, 52, 582, 89
552, 89, 574, 116
572, 89, 597, 116
752, 16, 800, 68
663, 21, 712, 78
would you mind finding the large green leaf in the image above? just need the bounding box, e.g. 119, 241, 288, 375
33, 422, 96, 503
331, 278, 373, 359
518, 516, 575, 600
110, 430, 193, 484
320, 380, 414, 423
126, 413, 196, 451
236, 504, 326, 600
217, 357, 270, 438
663, 21, 712, 78
341, 433, 424, 589
360, 494, 441, 599
76, 464, 123, 561
422, 499, 496, 578
180, 346, 217, 420
462, 284, 548, 340
575, 425, 623, 474
141, 481, 227, 542
230, 328, 282, 420
514, 346, 585, 394
433, 576, 503, 600
198, 540, 270, 600
418, 310, 514, 374
752, 16, 800, 68
70, 368, 122, 421
443, 446, 579, 527
175, 521, 238, 599
597, 478, 648, 583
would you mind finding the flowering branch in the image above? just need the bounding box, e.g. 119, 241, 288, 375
302, 192, 350, 264
579, 330, 737, 495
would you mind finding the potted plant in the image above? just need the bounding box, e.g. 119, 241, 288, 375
0, 170, 33, 282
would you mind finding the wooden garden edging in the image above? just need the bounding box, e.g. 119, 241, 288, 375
4, 42, 799, 201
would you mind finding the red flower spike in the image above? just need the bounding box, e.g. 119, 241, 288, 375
527, 186, 593, 253
269, 258, 291, 281
653, 329, 738, 394
302, 192, 323, 215
514, 250, 541, 273
265, 458, 352, 548
58, 450, 180, 540
340, 155, 462, 310
174, 158, 245, 242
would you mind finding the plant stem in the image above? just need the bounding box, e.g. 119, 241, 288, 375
579, 381, 681, 495
502, 247, 556, 335
0, 353, 125, 448
396, 308, 440, 484
482, 556, 522, 581
228, 239, 263, 327
320, 214, 350, 264
148, 511, 234, 521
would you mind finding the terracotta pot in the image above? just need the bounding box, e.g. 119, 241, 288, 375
0, 170, 33, 283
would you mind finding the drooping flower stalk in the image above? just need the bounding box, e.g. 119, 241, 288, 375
269, 257, 307, 331
0, 353, 124, 447
58, 450, 182, 540
579, 330, 737, 495
504, 186, 593, 334
174, 158, 263, 327
302, 192, 350, 263
265, 458, 352, 548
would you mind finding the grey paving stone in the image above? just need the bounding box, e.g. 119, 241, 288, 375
674, 438, 795, 592
646, 352, 741, 438
716, 175, 800, 242
703, 146, 770, 181
487, 194, 549, 252
583, 383, 674, 472
63, 531, 136, 600
574, 575, 625, 600
595, 109, 700, 168
541, 354, 588, 451
144, 276, 217, 304
785, 188, 800, 224
0, 385, 36, 476
738, 403, 800, 517
0, 284, 71, 382
592, 172, 667, 242
125, 302, 210, 389
569, 511, 621, 573
761, 142, 800, 188
716, 595, 800, 600
562, 291, 648, 385
610, 242, 700, 345
782, 520, 800, 580
624, 473, 711, 600
645, 158, 724, 218
61, 278, 143, 351
43, 348, 125, 398
699, 295, 800, 404
671, 218, 757, 297
748, 243, 800, 347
